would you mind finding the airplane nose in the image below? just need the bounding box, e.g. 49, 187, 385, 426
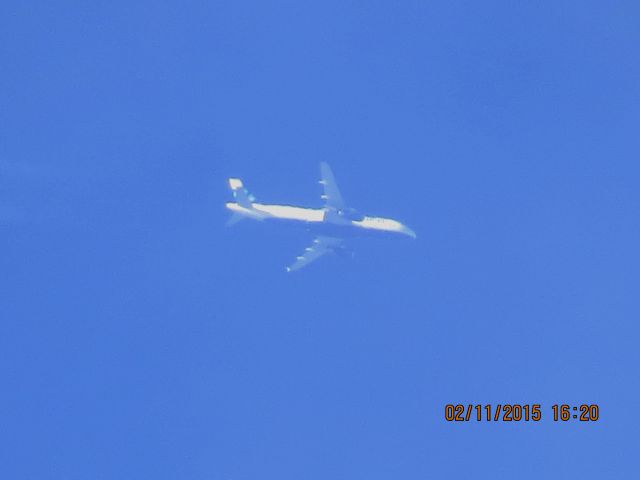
401, 225, 417, 239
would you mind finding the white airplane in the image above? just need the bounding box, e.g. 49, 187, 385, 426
225, 162, 416, 272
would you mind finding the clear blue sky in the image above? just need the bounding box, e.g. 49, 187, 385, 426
2, 1, 639, 478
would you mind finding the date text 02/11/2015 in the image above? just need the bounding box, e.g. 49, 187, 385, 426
444, 404, 600, 422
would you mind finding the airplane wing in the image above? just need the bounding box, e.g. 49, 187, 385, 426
286, 236, 343, 272
319, 162, 346, 210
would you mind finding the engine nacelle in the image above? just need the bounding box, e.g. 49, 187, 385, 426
324, 207, 364, 224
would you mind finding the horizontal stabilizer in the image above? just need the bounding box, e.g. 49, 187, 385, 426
226, 212, 245, 227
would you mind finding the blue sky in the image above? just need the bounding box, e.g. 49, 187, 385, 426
1, 1, 639, 478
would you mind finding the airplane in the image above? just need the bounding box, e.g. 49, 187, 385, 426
225, 162, 416, 272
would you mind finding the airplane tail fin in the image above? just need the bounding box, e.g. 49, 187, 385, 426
226, 178, 257, 226
228, 178, 255, 208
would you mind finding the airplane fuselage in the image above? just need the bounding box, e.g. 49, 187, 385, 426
225, 163, 415, 271
225, 201, 416, 238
